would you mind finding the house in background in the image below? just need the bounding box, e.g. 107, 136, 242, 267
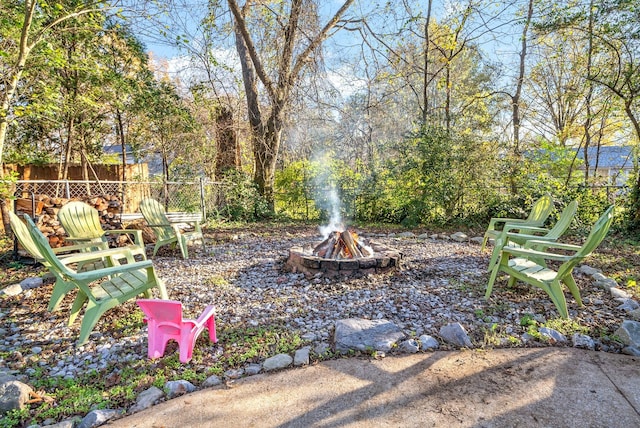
575, 145, 636, 186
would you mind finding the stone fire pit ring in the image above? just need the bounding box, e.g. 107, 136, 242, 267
285, 240, 402, 278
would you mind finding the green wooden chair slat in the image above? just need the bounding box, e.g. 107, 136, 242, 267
8, 211, 135, 312
487, 200, 578, 271
58, 201, 147, 260
22, 214, 168, 345
481, 194, 554, 251
485, 205, 614, 319
139, 198, 205, 259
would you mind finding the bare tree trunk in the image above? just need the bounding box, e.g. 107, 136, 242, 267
0, 1, 36, 180
508, 0, 533, 194
61, 117, 75, 180
421, 0, 433, 125
582, 0, 595, 184
228, 0, 354, 212
215, 106, 241, 178
445, 61, 451, 134
116, 108, 127, 182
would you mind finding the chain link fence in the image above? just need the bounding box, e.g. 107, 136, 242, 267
12, 179, 229, 221
9, 179, 629, 224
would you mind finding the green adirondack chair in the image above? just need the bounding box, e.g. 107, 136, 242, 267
139, 198, 205, 259
58, 201, 147, 260
485, 205, 614, 319
23, 214, 168, 345
9, 211, 139, 312
487, 200, 579, 272
481, 194, 554, 251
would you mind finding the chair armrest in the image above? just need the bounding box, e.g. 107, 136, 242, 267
524, 240, 581, 251
73, 259, 155, 281
194, 305, 216, 326
502, 224, 550, 234
54, 242, 106, 255
502, 232, 555, 242
60, 247, 137, 265
487, 217, 526, 230
502, 245, 572, 262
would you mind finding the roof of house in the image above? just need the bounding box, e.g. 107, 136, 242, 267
575, 146, 634, 169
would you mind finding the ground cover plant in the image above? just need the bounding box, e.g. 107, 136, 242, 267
1, 220, 638, 427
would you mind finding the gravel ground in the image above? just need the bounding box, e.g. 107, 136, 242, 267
0, 225, 632, 380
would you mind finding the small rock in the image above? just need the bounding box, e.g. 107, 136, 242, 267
43, 417, 79, 428
470, 237, 484, 245
164, 380, 196, 399
129, 386, 164, 413
294, 347, 311, 366
617, 299, 640, 312
419, 335, 439, 351
538, 327, 566, 343
439, 323, 472, 348
628, 309, 640, 321
621, 346, 640, 356
611, 288, 632, 299
577, 265, 601, 276
77, 409, 120, 428
300, 332, 316, 342
398, 232, 415, 238
572, 333, 595, 350
1, 284, 23, 297
614, 320, 640, 348
245, 364, 262, 375
224, 368, 244, 379
263, 353, 293, 371
202, 375, 223, 388
334, 318, 405, 354
595, 278, 618, 290
0, 380, 33, 414
592, 272, 608, 282
313, 343, 331, 357
399, 339, 419, 353
450, 232, 468, 242
20, 277, 43, 290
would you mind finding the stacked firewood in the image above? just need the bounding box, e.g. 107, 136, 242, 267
14, 194, 123, 248
313, 230, 373, 259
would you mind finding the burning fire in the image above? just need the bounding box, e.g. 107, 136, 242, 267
312, 229, 373, 259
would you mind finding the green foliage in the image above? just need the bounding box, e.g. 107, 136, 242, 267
0, 171, 18, 199
217, 170, 270, 221
385, 126, 499, 226
625, 169, 640, 236
0, 409, 30, 428
543, 318, 589, 336
220, 326, 303, 366
274, 160, 320, 220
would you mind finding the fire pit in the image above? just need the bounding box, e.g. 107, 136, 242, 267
285, 229, 402, 278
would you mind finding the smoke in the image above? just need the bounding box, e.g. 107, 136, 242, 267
318, 184, 343, 238
313, 152, 344, 238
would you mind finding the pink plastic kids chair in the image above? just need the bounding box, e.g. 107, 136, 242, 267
136, 299, 217, 363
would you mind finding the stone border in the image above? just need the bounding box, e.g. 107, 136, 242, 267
284, 240, 403, 277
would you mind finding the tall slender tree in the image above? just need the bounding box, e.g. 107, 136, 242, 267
228, 0, 354, 211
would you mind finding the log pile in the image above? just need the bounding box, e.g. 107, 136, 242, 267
313, 230, 373, 259
14, 194, 124, 248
